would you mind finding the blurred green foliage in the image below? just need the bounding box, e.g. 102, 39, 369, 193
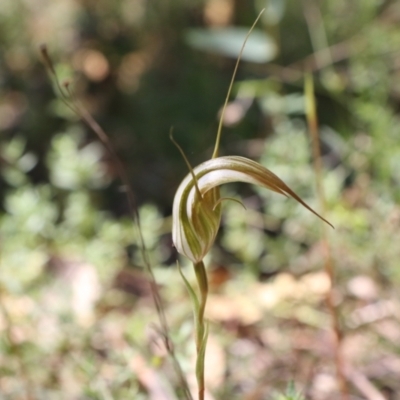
1, 0, 400, 398
273, 382, 305, 400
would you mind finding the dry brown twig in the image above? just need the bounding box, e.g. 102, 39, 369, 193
39, 45, 193, 400
304, 74, 348, 399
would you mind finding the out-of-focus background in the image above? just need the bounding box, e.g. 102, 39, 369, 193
1, 0, 400, 399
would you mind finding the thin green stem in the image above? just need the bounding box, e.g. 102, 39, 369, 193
194, 261, 208, 350
193, 260, 209, 400
212, 9, 265, 159
305, 74, 348, 399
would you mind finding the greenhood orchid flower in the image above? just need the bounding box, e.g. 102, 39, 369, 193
171, 153, 332, 400
172, 155, 332, 264
170, 11, 333, 400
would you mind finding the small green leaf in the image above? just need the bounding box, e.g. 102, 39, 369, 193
177, 262, 200, 316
